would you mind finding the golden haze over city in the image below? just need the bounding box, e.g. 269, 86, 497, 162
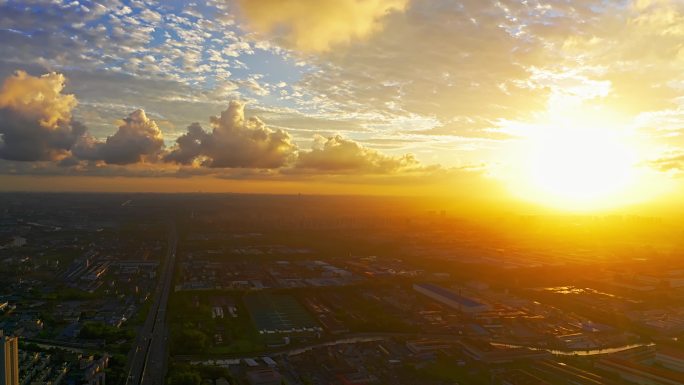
3, 1, 684, 385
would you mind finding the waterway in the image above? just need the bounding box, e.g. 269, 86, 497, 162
490, 341, 655, 356
286, 336, 386, 356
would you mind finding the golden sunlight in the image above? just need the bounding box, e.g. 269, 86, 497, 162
525, 125, 636, 209
505, 102, 646, 211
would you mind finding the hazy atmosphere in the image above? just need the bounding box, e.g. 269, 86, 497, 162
2, 0, 684, 211
3, 2, 684, 385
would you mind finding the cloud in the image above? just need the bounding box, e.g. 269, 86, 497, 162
648, 152, 684, 173
0, 71, 86, 161
73, 109, 165, 165
165, 101, 297, 168
236, 0, 409, 52
0, 70, 163, 165
295, 134, 420, 174
0, 70, 440, 181
297, 0, 550, 133
535, 0, 684, 116
161, 122, 207, 165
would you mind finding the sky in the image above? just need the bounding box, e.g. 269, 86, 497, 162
0, 0, 683, 211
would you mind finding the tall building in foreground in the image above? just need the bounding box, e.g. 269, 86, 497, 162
0, 331, 18, 385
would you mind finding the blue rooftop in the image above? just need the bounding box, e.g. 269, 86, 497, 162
416, 283, 485, 308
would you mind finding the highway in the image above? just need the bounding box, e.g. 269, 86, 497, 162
124, 224, 177, 385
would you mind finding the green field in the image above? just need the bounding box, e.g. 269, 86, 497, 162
243, 292, 318, 333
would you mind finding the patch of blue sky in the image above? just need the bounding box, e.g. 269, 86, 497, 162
147, 23, 169, 46
589, 0, 630, 13
231, 49, 307, 85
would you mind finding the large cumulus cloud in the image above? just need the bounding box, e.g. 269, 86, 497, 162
236, 0, 409, 52
0, 70, 435, 179
73, 109, 164, 165
0, 70, 167, 166
295, 134, 420, 174
164, 101, 297, 168
0, 71, 86, 161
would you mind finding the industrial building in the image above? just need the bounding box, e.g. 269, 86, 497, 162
413, 283, 491, 313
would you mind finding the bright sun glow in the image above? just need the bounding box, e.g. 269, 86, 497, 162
506, 103, 644, 211
525, 126, 636, 209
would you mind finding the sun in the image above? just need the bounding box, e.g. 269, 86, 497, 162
500, 100, 671, 211
499, 102, 647, 211
522, 125, 636, 209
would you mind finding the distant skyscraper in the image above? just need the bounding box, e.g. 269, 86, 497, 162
0, 331, 18, 385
